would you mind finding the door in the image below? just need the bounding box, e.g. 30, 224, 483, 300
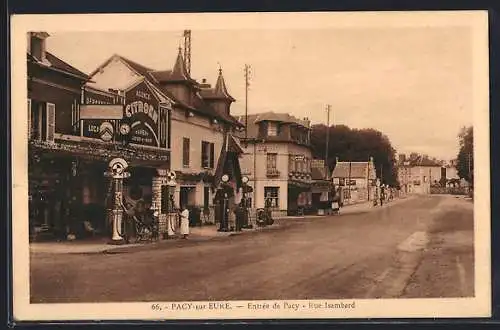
180, 187, 190, 209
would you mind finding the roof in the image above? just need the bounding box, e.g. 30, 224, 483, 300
332, 161, 376, 179
149, 70, 172, 82
311, 167, 327, 180
401, 156, 443, 167
110, 54, 242, 127
28, 51, 90, 80
200, 69, 235, 102
253, 112, 310, 127
234, 112, 311, 141
170, 48, 196, 83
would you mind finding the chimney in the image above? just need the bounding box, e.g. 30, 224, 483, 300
29, 32, 49, 62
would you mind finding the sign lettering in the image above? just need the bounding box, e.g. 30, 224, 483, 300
125, 101, 158, 124
123, 82, 161, 147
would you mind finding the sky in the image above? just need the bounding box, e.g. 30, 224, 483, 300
46, 27, 473, 160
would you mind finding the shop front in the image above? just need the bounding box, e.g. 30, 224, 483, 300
287, 180, 312, 216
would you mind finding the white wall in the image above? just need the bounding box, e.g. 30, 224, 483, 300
90, 56, 142, 91
238, 141, 313, 210
170, 108, 225, 174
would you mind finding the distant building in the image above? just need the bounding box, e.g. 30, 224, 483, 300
331, 157, 377, 203
397, 154, 459, 194
235, 112, 322, 216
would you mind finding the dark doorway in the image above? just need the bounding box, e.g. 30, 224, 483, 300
203, 186, 210, 209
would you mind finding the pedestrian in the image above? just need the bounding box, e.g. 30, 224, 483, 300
380, 185, 385, 206
179, 204, 190, 239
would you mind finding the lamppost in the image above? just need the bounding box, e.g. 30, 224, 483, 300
218, 174, 231, 232
241, 176, 252, 229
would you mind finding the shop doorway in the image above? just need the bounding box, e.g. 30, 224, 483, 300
179, 186, 196, 208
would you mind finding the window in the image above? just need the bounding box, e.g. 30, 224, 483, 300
30, 101, 55, 142
266, 153, 277, 170
183, 137, 190, 167
268, 122, 278, 136
201, 141, 215, 169
264, 187, 279, 208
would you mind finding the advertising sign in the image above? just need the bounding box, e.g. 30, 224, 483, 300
123, 81, 160, 147
82, 88, 122, 139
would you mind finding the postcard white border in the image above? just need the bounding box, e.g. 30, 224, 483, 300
11, 11, 491, 321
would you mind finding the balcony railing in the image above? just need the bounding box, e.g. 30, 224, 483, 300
266, 168, 280, 178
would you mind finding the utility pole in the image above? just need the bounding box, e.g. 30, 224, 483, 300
325, 104, 331, 179
244, 64, 252, 141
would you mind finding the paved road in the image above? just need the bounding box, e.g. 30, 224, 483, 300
30, 195, 474, 303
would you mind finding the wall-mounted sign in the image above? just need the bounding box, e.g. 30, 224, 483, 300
82, 88, 122, 139
99, 121, 114, 142
123, 81, 161, 147
80, 104, 123, 120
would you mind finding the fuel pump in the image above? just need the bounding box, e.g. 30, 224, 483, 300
165, 171, 177, 238
104, 157, 131, 244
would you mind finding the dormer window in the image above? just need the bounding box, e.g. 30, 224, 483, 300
268, 122, 280, 136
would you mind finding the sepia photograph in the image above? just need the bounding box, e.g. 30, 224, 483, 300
11, 11, 490, 321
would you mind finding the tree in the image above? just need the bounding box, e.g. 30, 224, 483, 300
311, 124, 399, 186
456, 126, 473, 185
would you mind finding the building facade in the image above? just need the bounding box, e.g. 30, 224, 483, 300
397, 154, 452, 194
331, 158, 377, 204
236, 112, 315, 217
28, 32, 243, 241
86, 48, 244, 217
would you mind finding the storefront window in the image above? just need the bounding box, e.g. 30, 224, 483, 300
264, 186, 279, 208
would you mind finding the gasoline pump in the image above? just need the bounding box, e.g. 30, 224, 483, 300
104, 157, 131, 244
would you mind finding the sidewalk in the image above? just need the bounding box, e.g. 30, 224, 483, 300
29, 225, 255, 255
30, 197, 416, 255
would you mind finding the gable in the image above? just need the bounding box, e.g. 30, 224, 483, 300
89, 56, 142, 91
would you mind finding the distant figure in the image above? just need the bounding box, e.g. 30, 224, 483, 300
179, 205, 190, 239
380, 185, 385, 206
331, 194, 341, 214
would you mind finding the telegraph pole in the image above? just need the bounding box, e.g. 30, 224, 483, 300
325, 104, 331, 178
244, 64, 251, 141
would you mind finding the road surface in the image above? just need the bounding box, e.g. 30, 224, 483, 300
30, 195, 474, 303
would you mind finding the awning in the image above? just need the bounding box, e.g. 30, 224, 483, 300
228, 134, 244, 154
288, 180, 312, 191
212, 132, 243, 189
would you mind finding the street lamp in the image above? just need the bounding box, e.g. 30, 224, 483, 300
241, 176, 252, 229
217, 174, 231, 232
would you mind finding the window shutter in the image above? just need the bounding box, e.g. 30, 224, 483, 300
46, 102, 56, 142
183, 138, 190, 166
201, 141, 207, 168
210, 143, 215, 168
27, 99, 31, 140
